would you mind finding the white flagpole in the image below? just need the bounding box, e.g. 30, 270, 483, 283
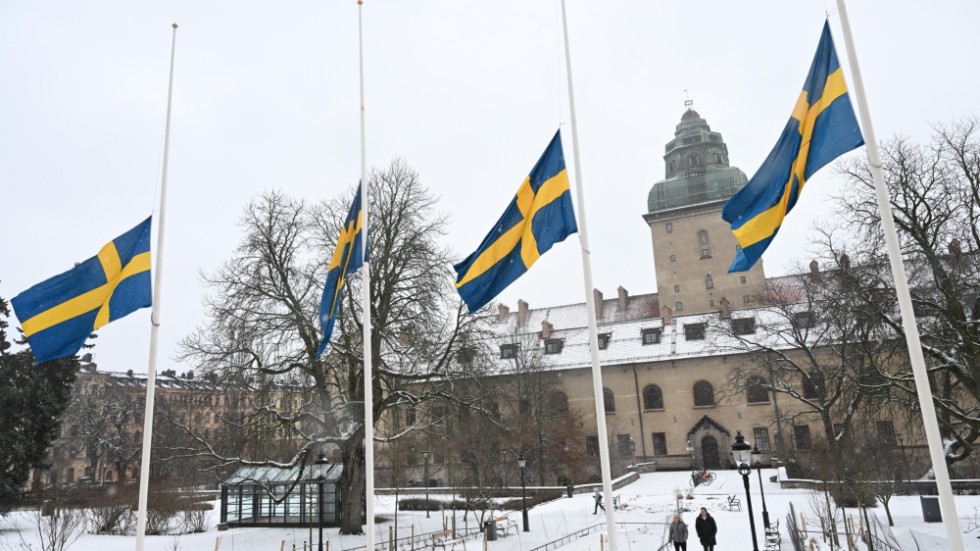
135, 23, 178, 551
558, 1, 619, 549
357, 1, 376, 548
834, 3, 965, 549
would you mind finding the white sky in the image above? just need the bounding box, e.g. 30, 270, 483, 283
1, 1, 977, 374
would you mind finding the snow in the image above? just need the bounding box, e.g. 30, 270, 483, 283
2, 469, 979, 551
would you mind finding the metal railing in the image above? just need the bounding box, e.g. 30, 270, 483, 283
528, 521, 669, 551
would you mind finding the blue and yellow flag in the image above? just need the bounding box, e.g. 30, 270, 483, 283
723, 22, 864, 272
454, 131, 578, 313
12, 218, 153, 364
317, 185, 366, 358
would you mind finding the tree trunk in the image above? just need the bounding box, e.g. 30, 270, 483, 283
340, 437, 366, 534
882, 497, 894, 527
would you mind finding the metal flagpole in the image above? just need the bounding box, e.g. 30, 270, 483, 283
834, 3, 965, 549
135, 23, 178, 551
558, 1, 619, 549
357, 2, 376, 550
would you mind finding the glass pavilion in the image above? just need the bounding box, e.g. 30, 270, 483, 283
220, 463, 343, 527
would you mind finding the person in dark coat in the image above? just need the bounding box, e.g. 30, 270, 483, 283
694, 507, 717, 551
669, 514, 689, 551
593, 488, 605, 514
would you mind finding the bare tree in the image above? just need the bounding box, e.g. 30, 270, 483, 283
177, 160, 492, 533
828, 118, 980, 466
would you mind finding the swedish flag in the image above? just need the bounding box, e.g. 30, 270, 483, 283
723, 22, 864, 272
12, 218, 153, 364
317, 185, 365, 358
454, 131, 578, 313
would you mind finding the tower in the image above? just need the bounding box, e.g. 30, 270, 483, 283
643, 105, 767, 316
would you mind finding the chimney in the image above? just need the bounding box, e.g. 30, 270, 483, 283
617, 286, 630, 310
809, 259, 820, 281
661, 305, 672, 325
719, 297, 731, 320
594, 289, 604, 319
950, 238, 962, 256
840, 253, 851, 271
498, 304, 510, 323
517, 300, 529, 327
541, 320, 554, 339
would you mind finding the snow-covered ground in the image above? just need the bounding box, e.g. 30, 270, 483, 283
2, 469, 979, 551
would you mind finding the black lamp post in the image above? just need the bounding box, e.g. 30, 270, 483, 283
731, 431, 759, 551
517, 453, 529, 532
752, 446, 770, 529
315, 451, 329, 551
422, 450, 431, 519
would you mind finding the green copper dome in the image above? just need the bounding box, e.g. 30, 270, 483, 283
647, 108, 747, 215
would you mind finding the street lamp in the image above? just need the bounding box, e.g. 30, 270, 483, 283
731, 431, 759, 551
314, 451, 330, 551
752, 446, 770, 529
517, 453, 529, 532
422, 450, 431, 519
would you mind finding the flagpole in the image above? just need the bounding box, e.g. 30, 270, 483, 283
357, 1, 376, 549
834, 3, 965, 549
134, 23, 178, 551
559, 1, 619, 549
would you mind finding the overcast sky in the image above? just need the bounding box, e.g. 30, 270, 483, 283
1, 1, 977, 374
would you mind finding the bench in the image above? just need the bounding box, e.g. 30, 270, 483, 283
494, 516, 519, 536
432, 530, 464, 551
727, 495, 742, 512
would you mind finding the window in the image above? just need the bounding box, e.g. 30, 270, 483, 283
705, 275, 714, 289
666, 223, 673, 233
746, 376, 769, 403
598, 332, 611, 350
652, 433, 668, 456
673, 284, 681, 292
544, 338, 564, 355
500, 343, 519, 359
793, 311, 815, 330
676, 301, 684, 311
740, 276, 747, 284
434, 453, 446, 465
794, 425, 812, 450
641, 328, 662, 345
877, 421, 897, 447
586, 436, 600, 457
701, 248, 711, 259
684, 323, 705, 340
550, 392, 569, 413
753, 428, 771, 452
802, 373, 824, 399
643, 385, 664, 410
715, 154, 723, 164
732, 318, 756, 335
698, 231, 709, 245
743, 295, 750, 303
519, 400, 532, 415
709, 299, 715, 307
603, 388, 615, 413
618, 434, 633, 457
670, 255, 676, 262
693, 381, 715, 407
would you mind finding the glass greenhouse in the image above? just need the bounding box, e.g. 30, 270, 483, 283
219, 463, 343, 527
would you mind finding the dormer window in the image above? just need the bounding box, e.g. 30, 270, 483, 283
544, 338, 564, 355
684, 323, 705, 341
598, 333, 611, 350
500, 343, 519, 359
732, 318, 756, 335
641, 328, 662, 345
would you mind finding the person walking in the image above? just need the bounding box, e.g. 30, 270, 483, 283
695, 507, 717, 551
593, 488, 605, 514
669, 514, 689, 551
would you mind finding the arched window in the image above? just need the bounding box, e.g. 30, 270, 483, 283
603, 388, 615, 413
747, 376, 769, 403
643, 385, 664, 410
693, 381, 715, 407
549, 391, 569, 413
705, 275, 714, 289
802, 373, 824, 399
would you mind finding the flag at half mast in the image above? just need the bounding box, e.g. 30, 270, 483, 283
12, 217, 153, 364
723, 21, 864, 272
454, 131, 578, 313
317, 184, 366, 358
